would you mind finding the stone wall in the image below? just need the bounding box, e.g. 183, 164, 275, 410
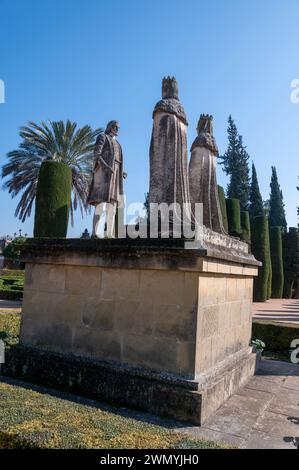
20, 253, 257, 380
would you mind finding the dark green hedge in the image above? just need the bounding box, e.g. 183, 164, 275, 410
252, 322, 299, 353
283, 227, 299, 298
270, 227, 284, 298
0, 273, 24, 301
251, 216, 271, 302
226, 198, 241, 238
240, 211, 251, 245
34, 161, 72, 238
217, 186, 228, 233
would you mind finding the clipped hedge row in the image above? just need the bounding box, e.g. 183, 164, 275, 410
270, 227, 284, 298
252, 322, 299, 353
0, 272, 24, 301
251, 216, 271, 302
240, 210, 251, 245
226, 198, 241, 238
217, 186, 229, 233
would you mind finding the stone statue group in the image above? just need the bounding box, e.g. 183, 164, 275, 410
88, 77, 224, 238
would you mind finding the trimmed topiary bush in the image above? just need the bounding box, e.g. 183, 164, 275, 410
283, 227, 299, 298
270, 227, 284, 298
240, 210, 251, 245
267, 255, 272, 300
0, 270, 24, 301
252, 322, 299, 353
217, 186, 228, 233
226, 198, 241, 238
251, 216, 271, 302
34, 161, 72, 238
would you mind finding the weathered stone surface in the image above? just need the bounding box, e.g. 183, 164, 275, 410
189, 115, 224, 234
149, 77, 190, 210
1, 344, 258, 426
175, 359, 299, 449
87, 122, 124, 207
13, 238, 261, 424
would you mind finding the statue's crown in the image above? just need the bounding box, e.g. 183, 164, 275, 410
197, 114, 213, 132
162, 76, 179, 100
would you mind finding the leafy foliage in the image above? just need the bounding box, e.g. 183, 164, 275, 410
2, 121, 102, 225
3, 237, 27, 262
252, 339, 266, 350
219, 116, 250, 210
0, 310, 21, 346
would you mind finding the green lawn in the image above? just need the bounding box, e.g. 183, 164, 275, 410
0, 269, 24, 301
0, 309, 21, 346
0, 379, 225, 449
0, 309, 224, 449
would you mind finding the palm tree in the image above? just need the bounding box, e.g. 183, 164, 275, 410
2, 120, 102, 225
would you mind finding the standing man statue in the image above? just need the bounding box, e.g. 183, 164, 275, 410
87, 121, 126, 238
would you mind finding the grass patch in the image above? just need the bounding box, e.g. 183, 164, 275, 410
0, 310, 21, 347
0, 269, 24, 301
0, 312, 224, 449
0, 380, 224, 449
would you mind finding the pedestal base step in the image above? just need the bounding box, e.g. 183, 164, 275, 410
1, 346, 259, 425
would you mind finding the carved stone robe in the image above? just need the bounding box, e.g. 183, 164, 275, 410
189, 130, 225, 234
149, 98, 190, 210
87, 132, 124, 207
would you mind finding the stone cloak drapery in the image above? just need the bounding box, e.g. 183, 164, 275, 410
189, 139, 225, 234
149, 99, 190, 213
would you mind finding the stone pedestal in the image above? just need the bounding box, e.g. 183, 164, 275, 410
2, 237, 261, 425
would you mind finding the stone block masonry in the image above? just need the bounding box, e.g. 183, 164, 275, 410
2, 238, 261, 424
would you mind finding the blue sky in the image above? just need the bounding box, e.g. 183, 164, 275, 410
0, 0, 298, 237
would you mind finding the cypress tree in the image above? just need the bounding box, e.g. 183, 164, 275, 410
249, 163, 264, 218
217, 185, 229, 233
251, 216, 271, 302
270, 227, 284, 298
226, 198, 241, 238
219, 116, 250, 210
269, 166, 287, 231
240, 211, 251, 245
34, 161, 72, 238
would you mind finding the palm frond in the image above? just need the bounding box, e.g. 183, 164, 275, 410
2, 120, 103, 225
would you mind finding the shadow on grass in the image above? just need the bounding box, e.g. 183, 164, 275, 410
0, 376, 190, 432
